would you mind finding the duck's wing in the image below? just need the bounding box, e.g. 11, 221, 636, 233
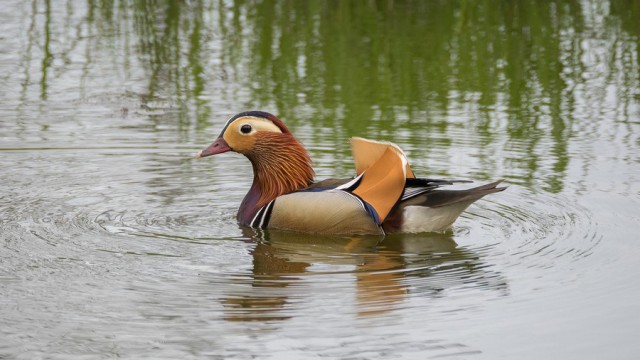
349, 146, 408, 223
351, 137, 415, 178
401, 179, 506, 207
401, 178, 473, 201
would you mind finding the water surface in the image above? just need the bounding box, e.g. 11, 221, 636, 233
1, 1, 639, 359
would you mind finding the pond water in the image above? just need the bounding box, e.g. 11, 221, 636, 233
1, 0, 639, 359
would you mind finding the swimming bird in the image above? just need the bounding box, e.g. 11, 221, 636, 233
196, 111, 505, 235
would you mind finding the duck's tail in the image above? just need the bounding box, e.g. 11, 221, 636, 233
384, 180, 507, 233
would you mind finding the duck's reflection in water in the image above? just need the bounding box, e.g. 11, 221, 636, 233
222, 229, 506, 322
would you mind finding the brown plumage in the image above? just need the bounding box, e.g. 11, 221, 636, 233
248, 132, 314, 210
196, 111, 506, 235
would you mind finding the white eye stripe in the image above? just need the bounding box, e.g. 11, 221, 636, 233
232, 117, 282, 134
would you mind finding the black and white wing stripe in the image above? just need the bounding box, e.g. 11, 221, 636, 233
249, 200, 276, 229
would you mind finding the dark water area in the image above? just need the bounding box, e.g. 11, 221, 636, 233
1, 0, 639, 359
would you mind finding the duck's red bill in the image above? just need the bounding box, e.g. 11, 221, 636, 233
196, 137, 231, 158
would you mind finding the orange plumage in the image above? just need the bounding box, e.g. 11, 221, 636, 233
248, 132, 314, 210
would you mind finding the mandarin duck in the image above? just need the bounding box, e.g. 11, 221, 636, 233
196, 111, 506, 235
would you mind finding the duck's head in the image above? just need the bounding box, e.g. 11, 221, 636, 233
196, 111, 292, 158
196, 111, 314, 210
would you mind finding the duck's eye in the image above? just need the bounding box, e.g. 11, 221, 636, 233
240, 124, 252, 134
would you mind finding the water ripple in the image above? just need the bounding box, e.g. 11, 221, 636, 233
0, 143, 605, 360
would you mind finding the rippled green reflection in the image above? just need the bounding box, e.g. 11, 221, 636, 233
16, 0, 640, 192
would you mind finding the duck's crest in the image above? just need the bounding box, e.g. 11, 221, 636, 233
222, 111, 291, 135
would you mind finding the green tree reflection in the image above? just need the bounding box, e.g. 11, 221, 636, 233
22, 0, 640, 193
